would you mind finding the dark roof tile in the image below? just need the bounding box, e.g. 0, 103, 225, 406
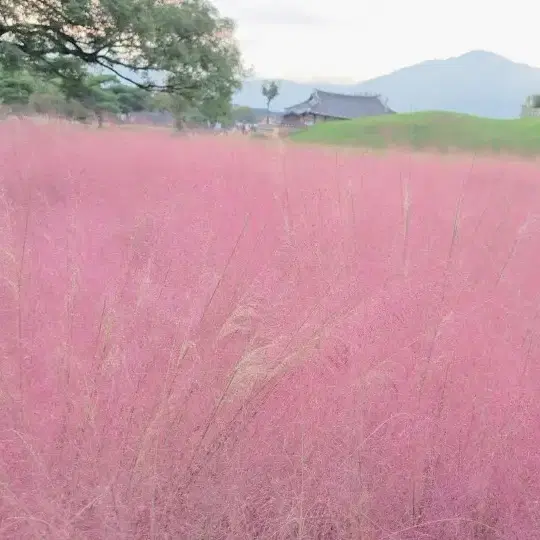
285, 89, 394, 119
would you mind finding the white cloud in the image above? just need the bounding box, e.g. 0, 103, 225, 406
212, 0, 540, 81
218, 1, 329, 25
214, 0, 337, 26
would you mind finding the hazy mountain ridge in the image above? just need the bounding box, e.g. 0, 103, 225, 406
235, 51, 540, 118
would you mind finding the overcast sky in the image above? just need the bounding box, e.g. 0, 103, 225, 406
212, 0, 540, 82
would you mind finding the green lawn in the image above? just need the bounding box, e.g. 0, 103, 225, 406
289, 111, 540, 155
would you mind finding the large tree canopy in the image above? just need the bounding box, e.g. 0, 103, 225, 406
0, 0, 245, 111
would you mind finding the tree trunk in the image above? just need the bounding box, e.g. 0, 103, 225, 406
174, 116, 184, 131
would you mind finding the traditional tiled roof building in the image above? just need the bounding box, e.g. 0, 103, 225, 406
282, 89, 394, 125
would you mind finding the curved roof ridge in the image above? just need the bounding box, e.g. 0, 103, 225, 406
284, 89, 393, 119
314, 89, 381, 99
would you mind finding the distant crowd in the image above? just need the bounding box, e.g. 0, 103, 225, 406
211, 121, 257, 135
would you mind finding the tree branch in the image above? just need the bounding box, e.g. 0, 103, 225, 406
0, 0, 244, 104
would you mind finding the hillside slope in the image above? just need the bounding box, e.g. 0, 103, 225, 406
289, 111, 540, 154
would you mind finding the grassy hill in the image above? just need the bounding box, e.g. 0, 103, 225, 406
289, 111, 540, 155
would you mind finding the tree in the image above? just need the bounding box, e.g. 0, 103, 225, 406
0, 0, 246, 123
84, 75, 122, 126
198, 94, 232, 125
162, 87, 233, 129
232, 106, 256, 124
0, 69, 37, 106
151, 92, 173, 113
55, 72, 120, 126
29, 89, 70, 116
109, 84, 151, 119
0, 62, 67, 115
262, 81, 279, 124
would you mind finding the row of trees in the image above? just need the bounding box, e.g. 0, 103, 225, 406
0, 65, 155, 124
0, 62, 243, 127
0, 62, 281, 128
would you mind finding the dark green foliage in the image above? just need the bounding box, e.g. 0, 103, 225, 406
0, 59, 157, 125
0, 70, 36, 105
232, 106, 257, 124
0, 0, 245, 118
109, 85, 151, 116
262, 81, 279, 106
261, 80, 279, 123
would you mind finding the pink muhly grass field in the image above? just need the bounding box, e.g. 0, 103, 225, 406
1, 119, 540, 539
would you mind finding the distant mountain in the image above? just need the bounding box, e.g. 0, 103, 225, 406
235, 51, 540, 119
248, 108, 282, 122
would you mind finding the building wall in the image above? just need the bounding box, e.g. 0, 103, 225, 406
282, 113, 345, 126
521, 105, 540, 118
